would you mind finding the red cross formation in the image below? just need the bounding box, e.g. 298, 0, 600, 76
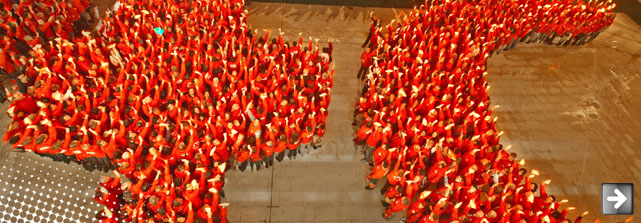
355, 0, 615, 222
3, 0, 617, 222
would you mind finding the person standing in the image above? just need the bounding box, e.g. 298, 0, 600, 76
362, 12, 379, 48
357, 47, 372, 80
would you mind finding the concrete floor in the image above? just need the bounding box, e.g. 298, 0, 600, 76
0, 2, 640, 223
487, 12, 641, 222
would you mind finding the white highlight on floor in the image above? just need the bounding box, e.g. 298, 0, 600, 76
0, 153, 102, 223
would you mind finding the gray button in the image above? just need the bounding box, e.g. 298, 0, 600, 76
602, 183, 634, 215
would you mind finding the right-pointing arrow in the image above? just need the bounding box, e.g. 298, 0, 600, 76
607, 188, 628, 209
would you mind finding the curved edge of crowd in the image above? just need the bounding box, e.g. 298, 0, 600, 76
353, 0, 615, 222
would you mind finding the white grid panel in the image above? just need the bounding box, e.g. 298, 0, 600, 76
0, 151, 104, 223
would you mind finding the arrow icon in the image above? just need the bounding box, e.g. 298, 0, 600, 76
607, 188, 628, 209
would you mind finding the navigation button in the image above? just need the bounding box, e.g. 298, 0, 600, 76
602, 183, 634, 215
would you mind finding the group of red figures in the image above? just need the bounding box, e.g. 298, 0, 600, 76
0, 0, 625, 222
3, 0, 333, 222
354, 0, 616, 222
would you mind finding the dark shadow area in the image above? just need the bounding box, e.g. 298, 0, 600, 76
612, 0, 641, 27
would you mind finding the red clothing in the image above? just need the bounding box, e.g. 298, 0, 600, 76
360, 51, 373, 67
12, 97, 38, 114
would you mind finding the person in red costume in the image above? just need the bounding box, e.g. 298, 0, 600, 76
357, 47, 373, 80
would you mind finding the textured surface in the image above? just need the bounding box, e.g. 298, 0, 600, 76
0, 2, 640, 223
487, 12, 641, 222
0, 153, 103, 223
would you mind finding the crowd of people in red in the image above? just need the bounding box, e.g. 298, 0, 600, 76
3, 0, 333, 222
354, 0, 616, 222
0, 0, 95, 102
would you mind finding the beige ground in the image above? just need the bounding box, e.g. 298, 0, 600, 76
488, 12, 641, 222
0, 2, 640, 223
